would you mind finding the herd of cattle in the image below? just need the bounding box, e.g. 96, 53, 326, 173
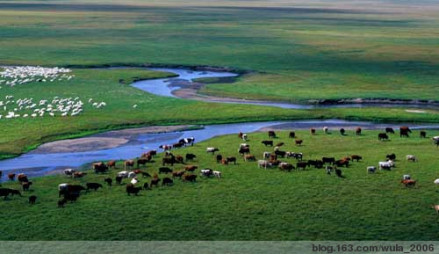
1, 126, 439, 209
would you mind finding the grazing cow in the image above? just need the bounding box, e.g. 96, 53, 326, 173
126, 184, 142, 196
433, 136, 439, 147
310, 128, 316, 135
309, 160, 324, 169
175, 155, 185, 164
184, 165, 198, 172
261, 140, 273, 146
94, 163, 108, 174
322, 157, 335, 164
335, 159, 349, 168
238, 132, 243, 139
150, 178, 161, 187
137, 158, 149, 168
367, 166, 376, 173
221, 159, 228, 165
268, 131, 276, 138
162, 177, 173, 186
216, 154, 223, 163
104, 178, 113, 186
29, 195, 37, 205
279, 162, 294, 172
274, 150, 286, 158
226, 157, 237, 165
351, 155, 362, 162
420, 131, 427, 138
21, 182, 32, 191
406, 155, 417, 162
172, 170, 185, 179
142, 150, 157, 158
8, 173, 15, 181
117, 171, 129, 178
263, 152, 271, 159
401, 179, 416, 188
183, 174, 197, 182
86, 183, 103, 191
378, 133, 389, 141
128, 171, 137, 178
241, 134, 248, 141
386, 153, 396, 161
124, 160, 135, 170
339, 128, 346, 136
244, 154, 256, 162
0, 188, 21, 199
159, 167, 173, 174
289, 131, 296, 138
287, 152, 303, 160
206, 147, 219, 154
64, 168, 76, 177
185, 153, 197, 161
107, 160, 117, 169
213, 171, 222, 178
159, 145, 172, 151
385, 127, 395, 134
162, 157, 175, 166
400, 126, 412, 138
178, 137, 195, 146
258, 160, 272, 169
295, 139, 303, 146
173, 142, 184, 149
355, 127, 362, 135
323, 127, 329, 134
275, 142, 284, 147
238, 147, 250, 155
17, 173, 28, 183
73, 172, 87, 178
269, 154, 278, 161
200, 169, 213, 177
115, 176, 123, 185
239, 143, 249, 149
379, 160, 395, 170
296, 161, 308, 170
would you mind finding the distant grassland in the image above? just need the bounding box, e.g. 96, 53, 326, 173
0, 1, 439, 102
1, 130, 439, 240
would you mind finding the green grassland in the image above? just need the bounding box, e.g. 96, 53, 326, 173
0, 1, 438, 102
1, 129, 439, 240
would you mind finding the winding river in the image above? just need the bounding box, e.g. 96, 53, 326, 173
1, 68, 439, 180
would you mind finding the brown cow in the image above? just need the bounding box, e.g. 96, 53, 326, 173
8, 173, 15, 181
220, 159, 228, 165
172, 170, 185, 179
401, 179, 416, 188
184, 165, 198, 172
183, 174, 197, 182
351, 155, 362, 162
17, 174, 29, 183
295, 139, 303, 146
400, 126, 412, 138
73, 172, 87, 178
150, 177, 161, 187
355, 127, 362, 136
162, 157, 175, 166
124, 160, 135, 170
107, 160, 117, 169
310, 128, 316, 135
137, 158, 149, 168
244, 154, 256, 161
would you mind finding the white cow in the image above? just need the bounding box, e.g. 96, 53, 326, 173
406, 155, 417, 162
117, 171, 129, 178
213, 171, 222, 178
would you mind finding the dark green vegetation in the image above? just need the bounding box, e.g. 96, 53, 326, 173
1, 129, 439, 240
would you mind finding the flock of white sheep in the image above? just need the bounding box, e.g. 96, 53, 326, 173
0, 66, 74, 87
0, 95, 107, 119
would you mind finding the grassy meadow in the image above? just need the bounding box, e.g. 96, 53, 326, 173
1, 129, 439, 240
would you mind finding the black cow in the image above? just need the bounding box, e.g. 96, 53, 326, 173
289, 131, 296, 138
185, 153, 197, 161
378, 133, 389, 141
261, 140, 273, 146
86, 183, 103, 191
385, 127, 395, 134
162, 177, 174, 186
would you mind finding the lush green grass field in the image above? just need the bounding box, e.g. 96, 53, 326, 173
1, 129, 439, 240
